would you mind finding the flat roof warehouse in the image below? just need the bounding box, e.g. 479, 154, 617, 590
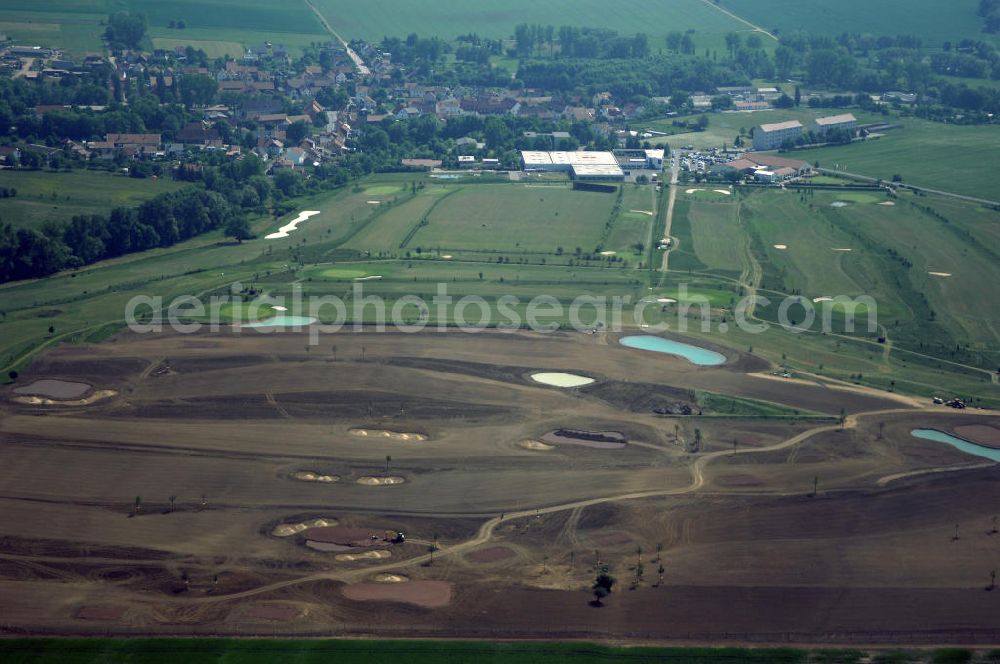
520, 150, 625, 181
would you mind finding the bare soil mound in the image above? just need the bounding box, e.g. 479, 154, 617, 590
13, 389, 116, 406
373, 573, 408, 583
271, 518, 338, 537
518, 439, 555, 451
466, 546, 516, 564
350, 429, 427, 442
292, 471, 339, 483
542, 428, 627, 449
954, 425, 1000, 449
336, 550, 392, 562
342, 580, 452, 608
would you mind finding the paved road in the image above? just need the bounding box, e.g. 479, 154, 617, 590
304, 0, 370, 76
658, 153, 682, 272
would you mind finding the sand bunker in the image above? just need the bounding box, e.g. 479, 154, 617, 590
354, 275, 383, 281
13, 379, 91, 399
336, 550, 392, 562
630, 210, 654, 216
656, 297, 677, 304
466, 546, 516, 564
75, 606, 125, 621
271, 518, 338, 537
599, 251, 616, 256
542, 428, 627, 449
292, 471, 339, 483
350, 429, 427, 442
953, 425, 1000, 449
367, 200, 381, 204
813, 297, 833, 303
272, 305, 288, 312
879, 201, 896, 206
831, 248, 853, 252
518, 439, 555, 451
265, 210, 320, 239
530, 372, 594, 388
713, 189, 732, 195
342, 580, 452, 608
685, 188, 704, 194
928, 272, 952, 277
357, 476, 406, 485
13, 389, 116, 406
773, 244, 787, 250
244, 605, 301, 622
441, 254, 453, 259
830, 201, 849, 208
373, 573, 408, 583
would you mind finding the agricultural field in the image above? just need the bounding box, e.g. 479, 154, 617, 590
313, 0, 757, 48
0, 0, 328, 55
723, 0, 989, 46
0, 170, 188, 229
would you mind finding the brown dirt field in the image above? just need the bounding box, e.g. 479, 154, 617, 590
307, 526, 395, 547
342, 580, 453, 608
75, 606, 125, 621
465, 546, 516, 563
0, 328, 997, 643
243, 604, 301, 621
954, 424, 1000, 449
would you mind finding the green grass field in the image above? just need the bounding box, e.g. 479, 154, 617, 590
313, 0, 754, 46
723, 0, 988, 46
792, 120, 1000, 201
0, 170, 188, 229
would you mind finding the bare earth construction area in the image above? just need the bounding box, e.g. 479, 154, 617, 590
0, 327, 997, 644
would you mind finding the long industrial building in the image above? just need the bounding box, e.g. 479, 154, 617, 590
520, 150, 625, 181
751, 120, 803, 151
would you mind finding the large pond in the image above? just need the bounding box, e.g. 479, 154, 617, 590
910, 429, 1000, 462
243, 315, 318, 329
619, 335, 726, 366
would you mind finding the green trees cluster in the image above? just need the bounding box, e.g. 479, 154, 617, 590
104, 13, 147, 50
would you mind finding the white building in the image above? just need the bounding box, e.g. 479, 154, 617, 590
811, 113, 857, 136
752, 120, 803, 151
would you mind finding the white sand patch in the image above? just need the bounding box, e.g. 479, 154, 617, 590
685, 188, 704, 194
518, 439, 555, 451
773, 244, 788, 250
367, 200, 381, 204
441, 254, 453, 259
350, 429, 427, 442
373, 573, 408, 583
830, 201, 848, 208
354, 275, 382, 281
599, 251, 616, 256
272, 518, 338, 537
13, 390, 117, 406
879, 201, 896, 206
272, 306, 288, 312
530, 372, 595, 388
357, 476, 406, 486
336, 550, 391, 562
630, 209, 654, 216
813, 297, 833, 303
292, 471, 339, 483
713, 189, 732, 195
656, 297, 677, 304
831, 247, 853, 252
928, 271, 952, 277
266, 211, 320, 239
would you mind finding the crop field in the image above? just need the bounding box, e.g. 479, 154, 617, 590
313, 0, 754, 45
0, 170, 189, 229
792, 120, 1000, 201
723, 0, 988, 46
0, 0, 328, 55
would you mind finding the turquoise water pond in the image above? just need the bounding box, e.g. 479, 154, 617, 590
910, 429, 1000, 462
619, 335, 726, 366
243, 315, 318, 329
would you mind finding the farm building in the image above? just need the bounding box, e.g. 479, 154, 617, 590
752, 120, 802, 151
811, 113, 857, 135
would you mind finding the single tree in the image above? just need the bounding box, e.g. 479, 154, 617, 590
8, 370, 17, 381
839, 407, 846, 430
877, 421, 885, 440
331, 345, 337, 361
991, 515, 998, 535
592, 572, 615, 606
168, 495, 177, 513
134, 495, 142, 515
385, 454, 392, 475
